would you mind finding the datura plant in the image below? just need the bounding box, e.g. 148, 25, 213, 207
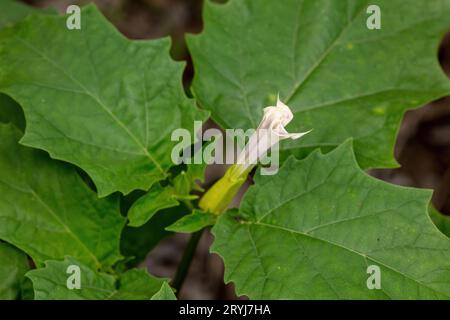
0, 0, 450, 300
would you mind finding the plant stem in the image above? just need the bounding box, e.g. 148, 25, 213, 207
171, 229, 204, 296
172, 165, 249, 295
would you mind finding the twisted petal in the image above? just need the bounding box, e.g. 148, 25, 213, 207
235, 95, 311, 172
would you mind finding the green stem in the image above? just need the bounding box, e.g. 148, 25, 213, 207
171, 229, 204, 296
171, 164, 251, 295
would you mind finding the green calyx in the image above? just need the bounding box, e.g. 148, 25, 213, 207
199, 164, 250, 215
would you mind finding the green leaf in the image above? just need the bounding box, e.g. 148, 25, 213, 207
178, 161, 208, 193
27, 257, 168, 300
128, 184, 180, 227
212, 141, 450, 299
0, 5, 208, 197
430, 207, 450, 238
27, 257, 117, 300
173, 172, 192, 196
128, 161, 206, 227
151, 282, 177, 300
171, 155, 208, 195
0, 242, 29, 299
0, 124, 125, 270
188, 0, 450, 169
187, 162, 207, 185
166, 209, 216, 233
121, 205, 189, 266
111, 269, 166, 299
0, 0, 54, 29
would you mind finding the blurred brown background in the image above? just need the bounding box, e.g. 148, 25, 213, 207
22, 0, 450, 299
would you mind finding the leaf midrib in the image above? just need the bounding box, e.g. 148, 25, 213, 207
285, 1, 369, 103
29, 189, 102, 268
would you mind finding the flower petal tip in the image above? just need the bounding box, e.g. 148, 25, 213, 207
289, 129, 312, 140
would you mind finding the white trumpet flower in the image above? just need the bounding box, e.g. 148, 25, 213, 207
234, 96, 310, 175
199, 95, 311, 214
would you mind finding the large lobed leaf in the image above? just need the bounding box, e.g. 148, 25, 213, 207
0, 124, 125, 270
0, 5, 207, 197
212, 141, 450, 299
27, 257, 116, 300
27, 257, 172, 300
188, 0, 450, 168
